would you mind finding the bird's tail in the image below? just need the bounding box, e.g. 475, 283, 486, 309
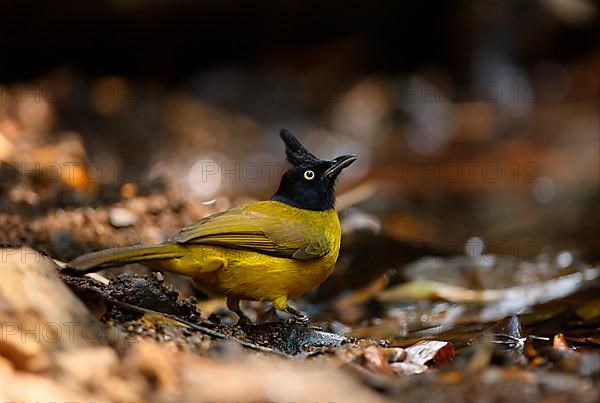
67, 243, 185, 273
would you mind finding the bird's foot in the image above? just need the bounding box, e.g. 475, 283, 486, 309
285, 317, 310, 326
284, 306, 310, 325
227, 297, 252, 326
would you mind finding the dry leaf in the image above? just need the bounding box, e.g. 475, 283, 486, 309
405, 340, 455, 366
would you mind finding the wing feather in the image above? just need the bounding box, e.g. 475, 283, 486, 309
170, 205, 329, 260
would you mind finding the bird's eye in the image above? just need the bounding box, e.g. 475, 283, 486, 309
303, 170, 315, 180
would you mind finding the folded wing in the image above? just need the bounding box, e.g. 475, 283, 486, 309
170, 204, 329, 260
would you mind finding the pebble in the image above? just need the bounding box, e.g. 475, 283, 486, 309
109, 207, 137, 228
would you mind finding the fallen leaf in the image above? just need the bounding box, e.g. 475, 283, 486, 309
379, 268, 600, 322
379, 268, 600, 304
404, 340, 455, 366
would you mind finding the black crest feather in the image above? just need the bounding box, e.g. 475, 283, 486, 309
279, 128, 319, 166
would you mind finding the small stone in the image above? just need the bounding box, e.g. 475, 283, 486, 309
109, 207, 137, 228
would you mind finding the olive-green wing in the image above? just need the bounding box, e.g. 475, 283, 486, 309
170, 206, 329, 260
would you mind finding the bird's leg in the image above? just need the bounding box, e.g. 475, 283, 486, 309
272, 295, 310, 324
226, 297, 251, 325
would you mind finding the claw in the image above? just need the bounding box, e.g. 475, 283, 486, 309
284, 305, 310, 325
285, 316, 309, 325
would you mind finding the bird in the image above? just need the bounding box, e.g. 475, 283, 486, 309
67, 128, 357, 323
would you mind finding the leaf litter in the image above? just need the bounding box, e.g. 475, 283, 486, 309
1, 145, 599, 402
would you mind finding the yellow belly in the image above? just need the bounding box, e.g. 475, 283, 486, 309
165, 208, 341, 303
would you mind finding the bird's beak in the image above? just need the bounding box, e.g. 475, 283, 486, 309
324, 154, 357, 179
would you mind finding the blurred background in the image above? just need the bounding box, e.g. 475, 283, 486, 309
0, 0, 598, 268
1, 3, 600, 400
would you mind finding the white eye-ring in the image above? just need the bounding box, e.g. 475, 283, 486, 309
304, 170, 315, 180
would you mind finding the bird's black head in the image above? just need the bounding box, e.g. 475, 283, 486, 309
271, 128, 357, 211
